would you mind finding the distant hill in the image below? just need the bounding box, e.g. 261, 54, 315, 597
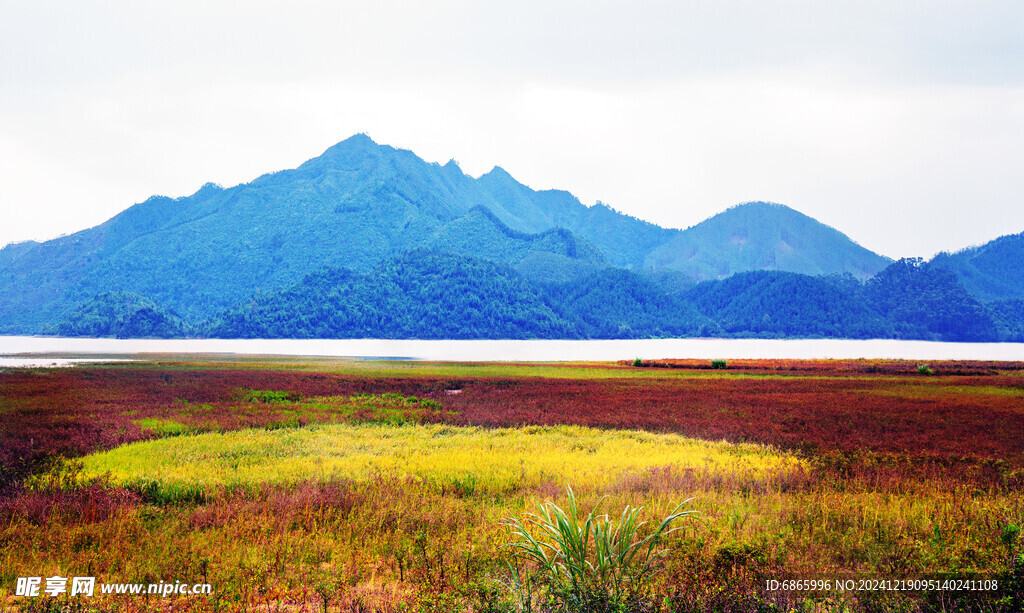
645, 202, 891, 281
988, 300, 1024, 342
208, 252, 714, 340
208, 251, 579, 340
864, 258, 997, 342
52, 250, 1016, 342
52, 292, 190, 339
0, 135, 901, 335
686, 271, 892, 338
4, 134, 1019, 342
543, 268, 719, 338
929, 232, 1024, 302
0, 135, 643, 332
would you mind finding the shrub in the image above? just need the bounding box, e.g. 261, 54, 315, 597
244, 389, 302, 403
711, 359, 728, 369
501, 486, 696, 611
917, 364, 933, 376
632, 358, 643, 367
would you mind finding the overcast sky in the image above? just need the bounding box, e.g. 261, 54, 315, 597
2, 1, 1022, 259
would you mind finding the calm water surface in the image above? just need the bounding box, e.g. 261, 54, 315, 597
2, 336, 1024, 362
0, 357, 137, 368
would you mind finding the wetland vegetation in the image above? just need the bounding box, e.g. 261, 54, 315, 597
1, 358, 1022, 611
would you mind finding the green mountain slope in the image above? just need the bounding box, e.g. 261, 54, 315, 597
53, 251, 1012, 342
646, 202, 891, 281
53, 292, 190, 339
864, 259, 997, 342
929, 232, 1024, 302
0, 137, 908, 337
209, 252, 719, 340
425, 206, 607, 283
686, 271, 892, 338
0, 136, 629, 332
208, 251, 579, 339
987, 300, 1024, 342
475, 168, 679, 267
543, 269, 719, 338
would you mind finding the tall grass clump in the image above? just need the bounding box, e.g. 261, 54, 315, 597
502, 486, 697, 612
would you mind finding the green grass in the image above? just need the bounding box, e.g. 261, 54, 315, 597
857, 384, 1024, 401
242, 389, 301, 403
132, 418, 186, 436
153, 358, 851, 381
503, 486, 698, 608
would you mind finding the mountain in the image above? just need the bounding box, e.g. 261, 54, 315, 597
53, 292, 190, 339
208, 253, 719, 340
864, 258, 997, 342
425, 206, 607, 283
0, 135, 647, 333
543, 268, 719, 338
686, 271, 892, 338
475, 167, 679, 268
53, 250, 1012, 342
987, 300, 1024, 342
929, 232, 1024, 302
645, 202, 891, 281
209, 251, 579, 339
0, 135, 912, 336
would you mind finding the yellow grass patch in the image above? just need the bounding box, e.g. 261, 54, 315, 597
82, 423, 804, 495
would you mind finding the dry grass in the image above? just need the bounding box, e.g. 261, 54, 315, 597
1, 360, 1022, 611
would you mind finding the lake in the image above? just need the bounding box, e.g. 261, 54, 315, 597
2, 336, 1024, 362
0, 357, 137, 368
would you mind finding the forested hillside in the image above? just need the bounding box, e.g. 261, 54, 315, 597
4, 135, 1021, 341
686, 271, 891, 338
645, 202, 890, 280
929, 232, 1024, 302
0, 135, 897, 334
542, 269, 719, 338
51, 253, 1020, 342
51, 292, 190, 339
207, 251, 578, 339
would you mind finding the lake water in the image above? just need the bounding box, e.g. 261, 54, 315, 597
2, 336, 1024, 362
0, 357, 137, 368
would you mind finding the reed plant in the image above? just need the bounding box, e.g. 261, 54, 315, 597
502, 487, 697, 611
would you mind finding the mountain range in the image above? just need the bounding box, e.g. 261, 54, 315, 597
1, 134, 1021, 341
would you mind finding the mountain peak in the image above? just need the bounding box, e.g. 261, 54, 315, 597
190, 182, 224, 199
340, 132, 377, 146
646, 200, 891, 280
481, 165, 514, 181
727, 201, 798, 215
736, 200, 786, 207
322, 133, 379, 155
302, 133, 383, 172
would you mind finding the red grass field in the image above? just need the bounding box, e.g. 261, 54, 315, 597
3, 359, 1023, 493
2, 359, 1022, 612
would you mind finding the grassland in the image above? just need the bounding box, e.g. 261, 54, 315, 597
81, 423, 803, 497
1, 359, 1022, 612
